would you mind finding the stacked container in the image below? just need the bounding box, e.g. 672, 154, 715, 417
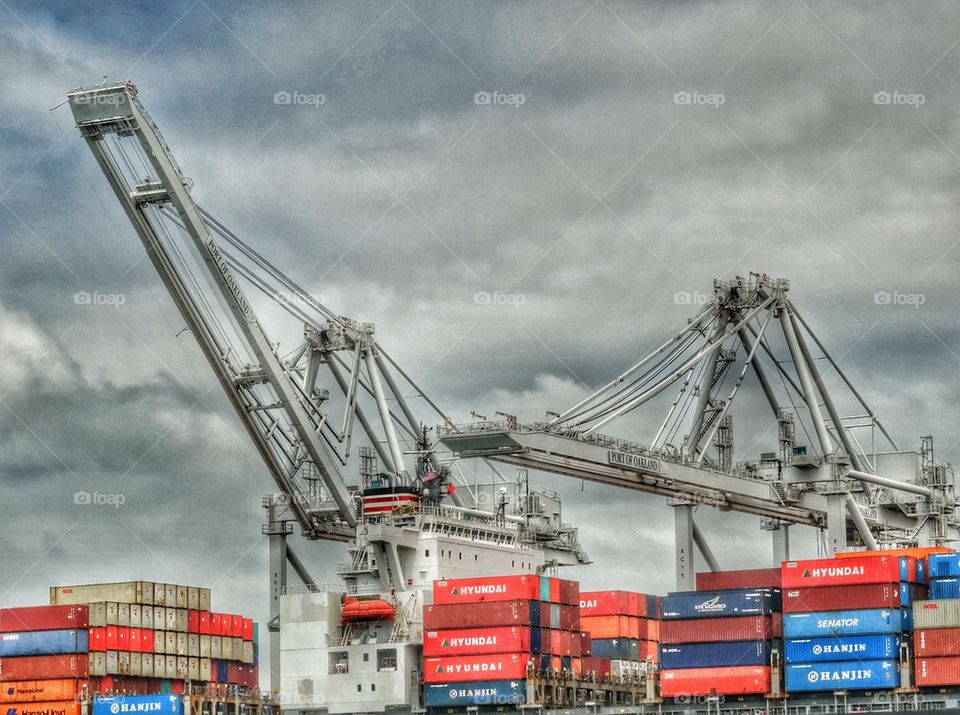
658, 586, 781, 697
579, 590, 658, 679
781, 555, 919, 692
422, 574, 579, 708
914, 552, 960, 687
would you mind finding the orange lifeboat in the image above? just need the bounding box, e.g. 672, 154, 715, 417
340, 596, 396, 623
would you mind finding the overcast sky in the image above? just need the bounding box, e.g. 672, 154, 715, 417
3, 0, 960, 681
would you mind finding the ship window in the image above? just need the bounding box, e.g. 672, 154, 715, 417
458, 552, 462, 560
356, 684, 361, 693
512, 560, 515, 567
377, 648, 398, 672
474, 555, 478, 561
363, 653, 369, 662
371, 684, 376, 692
328, 651, 349, 674
425, 549, 430, 557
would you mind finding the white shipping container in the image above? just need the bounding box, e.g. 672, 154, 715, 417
232, 637, 243, 660
153, 654, 165, 678
221, 636, 233, 660
117, 603, 130, 627
130, 652, 141, 677
153, 631, 164, 654
914, 599, 960, 629
153, 583, 166, 606
130, 604, 141, 628
89, 603, 106, 627
50, 582, 154, 606
152, 607, 164, 628
165, 632, 176, 654
188, 634, 200, 658
211, 636, 222, 659
242, 641, 254, 664
106, 602, 118, 625
106, 650, 118, 675
165, 585, 177, 607
188, 656, 199, 681
176, 609, 188, 633
176, 656, 188, 679
199, 588, 211, 611
142, 653, 154, 678
141, 606, 153, 630
176, 632, 188, 657
165, 607, 177, 631
188, 587, 200, 610
89, 652, 107, 677
165, 655, 176, 676
199, 635, 211, 658
200, 657, 211, 680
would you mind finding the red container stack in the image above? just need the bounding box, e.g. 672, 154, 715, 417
579, 590, 660, 677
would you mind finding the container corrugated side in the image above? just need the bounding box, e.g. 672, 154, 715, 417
782, 556, 913, 588
661, 589, 780, 620
92, 695, 182, 715
916, 656, 960, 686
784, 634, 899, 663
783, 583, 909, 613
913, 599, 960, 629
784, 608, 911, 638
423, 600, 539, 629
433, 575, 539, 605
2, 701, 82, 715
659, 641, 771, 670
785, 660, 898, 692
424, 653, 528, 683
915, 627, 960, 656
0, 607, 88, 633
424, 680, 526, 707
660, 615, 780, 644
0, 655, 89, 681
929, 579, 960, 599
49, 582, 154, 606
660, 666, 771, 696
0, 631, 88, 657
580, 591, 647, 617
0, 680, 83, 703
423, 627, 533, 656
928, 553, 960, 579
696, 568, 782, 591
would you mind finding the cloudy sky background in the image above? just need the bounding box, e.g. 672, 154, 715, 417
4, 0, 960, 680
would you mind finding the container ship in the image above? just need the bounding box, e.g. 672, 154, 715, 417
29, 80, 959, 714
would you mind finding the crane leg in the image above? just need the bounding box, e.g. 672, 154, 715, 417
268, 531, 287, 693
772, 524, 790, 563
672, 502, 695, 590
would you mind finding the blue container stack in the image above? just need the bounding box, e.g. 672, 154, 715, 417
927, 553, 960, 599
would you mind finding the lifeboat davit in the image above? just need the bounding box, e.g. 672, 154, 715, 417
340, 596, 396, 623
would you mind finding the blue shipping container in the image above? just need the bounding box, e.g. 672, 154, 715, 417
928, 553, 960, 579
661, 588, 781, 620
929, 578, 960, 600
918, 558, 927, 585
93, 696, 182, 715
590, 638, 634, 660
784, 634, 900, 663
786, 660, 899, 692
425, 680, 526, 707
0, 629, 88, 656
784, 609, 911, 638
659, 640, 771, 669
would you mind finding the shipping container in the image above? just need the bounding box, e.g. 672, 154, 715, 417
187, 611, 198, 633
661, 589, 780, 620
913, 599, 960, 629
0, 679, 83, 703
50, 583, 154, 606
424, 653, 529, 683
915, 627, 960, 657
0, 654, 88, 680
423, 627, 536, 656
0, 606, 88, 633
835, 546, 952, 561
199, 589, 211, 612
785, 660, 898, 692
581, 615, 633, 639
580, 591, 639, 617
929, 578, 960, 600
241, 618, 253, 641
0, 630, 88, 657
916, 656, 960, 686
782, 556, 913, 588
424, 680, 526, 707
660, 666, 771, 696
783, 582, 910, 613
784, 609, 911, 638
93, 694, 182, 715
784, 634, 899, 663
660, 615, 780, 644
660, 641, 771, 669
927, 553, 960, 579
434, 575, 539, 605
424, 600, 540, 629
2, 701, 82, 715
696, 568, 782, 591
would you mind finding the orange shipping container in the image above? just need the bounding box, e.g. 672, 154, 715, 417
581, 615, 631, 639
0, 680, 82, 703
2, 702, 82, 715
835, 547, 952, 560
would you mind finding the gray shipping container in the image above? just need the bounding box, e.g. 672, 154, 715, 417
188, 657, 200, 681
199, 588, 211, 611
130, 652, 141, 677
188, 587, 200, 610
106, 602, 118, 625
199, 635, 211, 658
914, 599, 960, 629
165, 585, 177, 607
90, 652, 106, 677
200, 657, 211, 680
165, 632, 177, 654
50, 582, 154, 606
154, 583, 166, 606
153, 631, 165, 654
221, 636, 233, 660
142, 653, 154, 678
176, 633, 188, 657
241, 641, 254, 664
232, 637, 243, 658
211, 636, 221, 659
117, 603, 130, 627
165, 655, 176, 677
176, 609, 188, 633
165, 607, 177, 631
106, 650, 118, 675
90, 603, 107, 627
153, 654, 165, 678
118, 651, 131, 675
152, 607, 165, 628
141, 606, 153, 630
188, 634, 200, 658
176, 586, 188, 609
130, 604, 141, 628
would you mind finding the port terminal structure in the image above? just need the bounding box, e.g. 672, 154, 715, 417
67, 81, 958, 706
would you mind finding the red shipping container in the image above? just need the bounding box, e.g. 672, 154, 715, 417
697, 568, 782, 591
581, 631, 592, 656
571, 657, 582, 676
198, 612, 211, 635
433, 575, 539, 605
210, 614, 220, 635
660, 615, 780, 645
783, 583, 905, 613
105, 626, 118, 651
582, 615, 632, 639
423, 627, 532, 656
424, 652, 529, 683
89, 627, 105, 651
117, 627, 130, 651
0, 655, 88, 681
639, 639, 659, 660
0, 701, 81, 715
129, 628, 141, 652
916, 656, 960, 686
559, 579, 580, 606
221, 615, 233, 637
559, 604, 579, 632
0, 606, 88, 633
0, 679, 83, 703
187, 611, 199, 633
231, 615, 243, 638
241, 618, 254, 641
782, 556, 913, 588
581, 657, 611, 677
139, 629, 152, 653
580, 591, 640, 617
915, 628, 960, 657
661, 666, 771, 697
423, 601, 538, 629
